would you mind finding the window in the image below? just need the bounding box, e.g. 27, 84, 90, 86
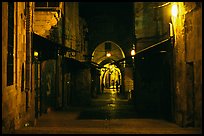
7, 2, 14, 86
35, 2, 59, 8
21, 64, 24, 92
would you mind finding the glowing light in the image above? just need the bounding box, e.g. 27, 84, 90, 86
34, 51, 38, 57
172, 4, 178, 17
106, 52, 111, 57
131, 49, 136, 56
169, 23, 173, 37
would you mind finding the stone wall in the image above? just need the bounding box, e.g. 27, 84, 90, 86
71, 68, 92, 106
2, 2, 35, 133
133, 2, 202, 127
173, 2, 202, 127
134, 2, 169, 51
64, 2, 79, 58
40, 60, 56, 112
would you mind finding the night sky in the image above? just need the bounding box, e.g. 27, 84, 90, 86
79, 2, 133, 20
78, 2, 135, 55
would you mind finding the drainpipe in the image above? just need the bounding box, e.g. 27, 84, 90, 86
61, 3, 65, 109
15, 3, 18, 89
25, 2, 32, 110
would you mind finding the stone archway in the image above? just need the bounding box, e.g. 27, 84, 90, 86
91, 41, 125, 64
91, 41, 126, 94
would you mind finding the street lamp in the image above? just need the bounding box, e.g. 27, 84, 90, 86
131, 45, 136, 58
130, 44, 136, 100
106, 52, 111, 57
33, 51, 39, 118
131, 44, 136, 68
171, 3, 178, 17
170, 2, 177, 43
34, 51, 38, 58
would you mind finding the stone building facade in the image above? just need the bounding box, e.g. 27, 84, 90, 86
133, 2, 202, 127
2, 2, 35, 133
2, 2, 90, 133
2, 2, 202, 133
172, 2, 202, 127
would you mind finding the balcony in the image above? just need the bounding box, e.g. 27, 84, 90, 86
33, 2, 61, 37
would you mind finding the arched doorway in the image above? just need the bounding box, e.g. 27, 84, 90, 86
100, 63, 121, 93
91, 41, 125, 95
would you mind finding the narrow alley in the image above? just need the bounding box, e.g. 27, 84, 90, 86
2, 2, 202, 134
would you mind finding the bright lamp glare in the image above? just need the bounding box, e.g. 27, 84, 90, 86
172, 4, 178, 17
131, 49, 135, 56
106, 52, 111, 57
34, 51, 38, 57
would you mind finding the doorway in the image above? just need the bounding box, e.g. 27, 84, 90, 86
101, 63, 121, 94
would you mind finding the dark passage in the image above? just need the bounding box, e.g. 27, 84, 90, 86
78, 88, 154, 120
13, 90, 201, 134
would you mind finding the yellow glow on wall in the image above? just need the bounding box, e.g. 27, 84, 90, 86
169, 23, 173, 37
172, 4, 178, 17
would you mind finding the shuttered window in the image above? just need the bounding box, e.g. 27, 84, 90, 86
7, 2, 14, 86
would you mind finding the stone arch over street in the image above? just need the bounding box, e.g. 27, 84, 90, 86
91, 40, 125, 64
91, 41, 126, 94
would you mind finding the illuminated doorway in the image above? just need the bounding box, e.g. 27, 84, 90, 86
101, 64, 121, 93
91, 41, 125, 95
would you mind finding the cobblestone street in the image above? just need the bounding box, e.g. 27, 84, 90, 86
14, 90, 201, 134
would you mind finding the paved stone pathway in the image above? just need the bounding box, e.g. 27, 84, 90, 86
13, 90, 202, 134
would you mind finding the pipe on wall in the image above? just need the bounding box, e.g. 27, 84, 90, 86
25, 2, 32, 110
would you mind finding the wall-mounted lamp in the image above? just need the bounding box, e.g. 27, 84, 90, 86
106, 52, 111, 57
171, 3, 178, 17
105, 42, 112, 57
169, 3, 178, 38
131, 49, 136, 56
131, 44, 136, 59
34, 51, 38, 57
33, 51, 39, 63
